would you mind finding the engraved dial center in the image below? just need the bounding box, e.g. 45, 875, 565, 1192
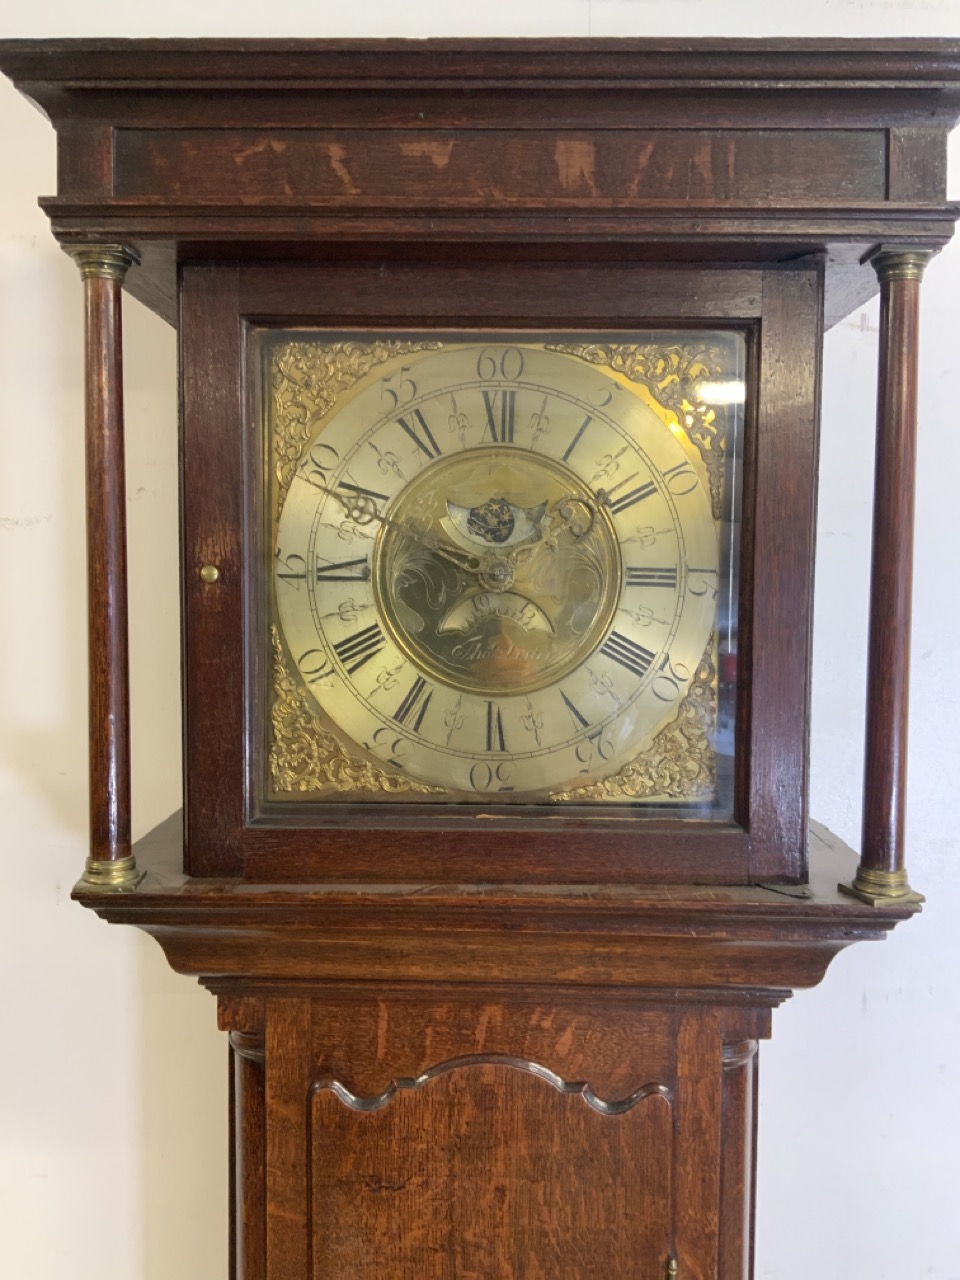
373, 448, 622, 697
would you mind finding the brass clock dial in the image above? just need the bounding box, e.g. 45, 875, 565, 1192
270, 339, 734, 802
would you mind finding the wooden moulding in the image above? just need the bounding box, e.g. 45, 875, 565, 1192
75, 814, 919, 997
3, 39, 960, 328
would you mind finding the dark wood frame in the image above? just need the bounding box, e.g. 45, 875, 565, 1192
181, 258, 821, 884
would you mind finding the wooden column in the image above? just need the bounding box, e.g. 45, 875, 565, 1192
842, 246, 932, 906
68, 244, 144, 893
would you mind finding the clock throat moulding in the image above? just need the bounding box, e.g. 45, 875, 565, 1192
2, 38, 958, 1280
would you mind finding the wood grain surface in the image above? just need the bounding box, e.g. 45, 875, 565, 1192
81, 269, 131, 865
861, 263, 925, 874
3, 38, 959, 327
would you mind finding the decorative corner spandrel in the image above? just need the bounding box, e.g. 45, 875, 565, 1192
268, 626, 441, 797
272, 339, 442, 504
550, 642, 717, 803
545, 339, 732, 520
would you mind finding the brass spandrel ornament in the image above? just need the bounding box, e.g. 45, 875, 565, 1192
550, 642, 717, 802
546, 340, 732, 519
264, 334, 741, 812
269, 627, 441, 795
272, 339, 443, 503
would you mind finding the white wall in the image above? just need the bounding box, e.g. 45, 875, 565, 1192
1, 5, 958, 1279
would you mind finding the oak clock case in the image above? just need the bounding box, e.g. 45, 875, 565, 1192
5, 34, 949, 1280
261, 332, 743, 818
182, 258, 814, 886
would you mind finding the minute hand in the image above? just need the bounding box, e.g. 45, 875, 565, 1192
380, 511, 484, 574
317, 484, 484, 574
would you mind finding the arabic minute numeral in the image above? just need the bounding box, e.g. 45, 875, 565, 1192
298, 442, 339, 488
590, 381, 624, 410
661, 461, 699, 496
380, 367, 417, 409
275, 549, 307, 587
393, 675, 434, 734
469, 761, 515, 792
333, 622, 386, 675
476, 347, 525, 381
396, 408, 443, 460
687, 567, 719, 599
575, 728, 615, 770
600, 630, 656, 679
625, 566, 678, 589
651, 655, 692, 703
367, 725, 409, 769
297, 648, 334, 685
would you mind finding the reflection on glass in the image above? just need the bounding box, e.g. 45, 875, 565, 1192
261, 332, 744, 819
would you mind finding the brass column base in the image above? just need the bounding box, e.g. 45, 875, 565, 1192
839, 866, 925, 908
73, 854, 145, 894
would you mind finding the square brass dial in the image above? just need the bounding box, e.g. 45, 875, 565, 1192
261, 332, 743, 817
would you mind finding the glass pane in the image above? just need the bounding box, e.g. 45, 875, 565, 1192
259, 331, 743, 820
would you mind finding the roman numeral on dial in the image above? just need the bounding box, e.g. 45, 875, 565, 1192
562, 415, 592, 462
625, 566, 678, 589
560, 689, 590, 730
600, 630, 656, 679
396, 409, 442, 460
315, 557, 371, 582
482, 389, 516, 443
393, 675, 433, 734
486, 701, 507, 751
603, 475, 657, 516
333, 623, 386, 675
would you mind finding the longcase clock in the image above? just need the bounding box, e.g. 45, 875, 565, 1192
2, 37, 957, 1279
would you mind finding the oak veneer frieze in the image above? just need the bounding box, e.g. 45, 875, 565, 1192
4, 36, 959, 334
112, 127, 888, 206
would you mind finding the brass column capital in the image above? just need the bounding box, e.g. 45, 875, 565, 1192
65, 242, 140, 283
867, 245, 935, 285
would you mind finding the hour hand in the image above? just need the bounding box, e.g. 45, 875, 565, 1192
314, 482, 482, 574
392, 520, 484, 574
549, 495, 597, 540
505, 495, 597, 568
